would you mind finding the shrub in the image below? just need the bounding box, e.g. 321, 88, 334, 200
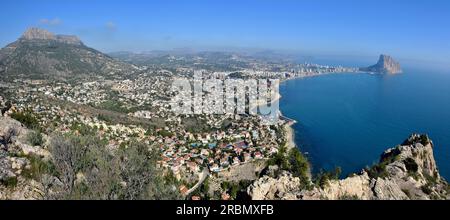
404, 158, 419, 173
0, 176, 18, 188
48, 133, 179, 200
421, 184, 433, 195
27, 130, 44, 146
10, 111, 40, 130
158, 130, 173, 138
22, 154, 58, 181
288, 148, 310, 180
314, 167, 341, 188
338, 194, 360, 200
267, 146, 289, 169
420, 135, 430, 146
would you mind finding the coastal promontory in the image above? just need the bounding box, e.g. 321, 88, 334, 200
248, 134, 450, 200
360, 54, 402, 74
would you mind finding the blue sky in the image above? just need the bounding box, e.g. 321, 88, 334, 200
1, 0, 450, 64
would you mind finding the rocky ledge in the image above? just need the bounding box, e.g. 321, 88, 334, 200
248, 134, 449, 200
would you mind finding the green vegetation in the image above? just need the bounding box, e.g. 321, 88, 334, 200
70, 123, 98, 136
22, 154, 58, 181
403, 134, 431, 146
27, 130, 44, 146
404, 158, 419, 178
366, 150, 401, 179
10, 110, 40, 130
268, 146, 310, 187
0, 176, 18, 188
267, 146, 289, 169
47, 133, 179, 200
421, 184, 433, 195
191, 177, 211, 200
338, 193, 360, 200
288, 148, 310, 182
97, 100, 129, 113
314, 167, 342, 188
158, 129, 173, 138
220, 180, 253, 200
420, 135, 431, 146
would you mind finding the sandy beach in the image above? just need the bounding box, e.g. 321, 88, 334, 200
284, 121, 297, 150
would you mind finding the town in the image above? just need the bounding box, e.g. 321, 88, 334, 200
0, 48, 357, 199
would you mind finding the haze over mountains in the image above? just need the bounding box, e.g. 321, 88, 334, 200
0, 28, 135, 80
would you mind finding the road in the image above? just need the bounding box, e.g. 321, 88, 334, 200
184, 169, 210, 197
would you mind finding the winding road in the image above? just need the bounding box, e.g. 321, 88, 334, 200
185, 169, 210, 196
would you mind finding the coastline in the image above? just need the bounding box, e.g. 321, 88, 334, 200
284, 120, 297, 150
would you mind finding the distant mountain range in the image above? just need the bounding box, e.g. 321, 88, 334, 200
0, 28, 135, 80
360, 54, 402, 74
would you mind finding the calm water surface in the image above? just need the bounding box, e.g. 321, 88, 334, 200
280, 64, 450, 179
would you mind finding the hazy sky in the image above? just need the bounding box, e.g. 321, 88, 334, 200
1, 0, 449, 64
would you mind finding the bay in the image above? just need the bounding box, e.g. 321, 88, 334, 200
280, 62, 450, 179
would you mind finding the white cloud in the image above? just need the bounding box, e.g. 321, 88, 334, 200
105, 22, 117, 31
39, 18, 62, 26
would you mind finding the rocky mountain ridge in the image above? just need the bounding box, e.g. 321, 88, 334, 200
0, 27, 136, 80
248, 134, 449, 200
21, 28, 83, 46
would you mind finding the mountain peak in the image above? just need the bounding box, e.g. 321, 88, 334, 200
21, 27, 55, 40
0, 28, 133, 78
20, 27, 83, 46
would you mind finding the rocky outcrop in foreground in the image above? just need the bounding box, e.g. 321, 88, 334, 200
360, 54, 402, 74
0, 117, 57, 200
248, 134, 449, 200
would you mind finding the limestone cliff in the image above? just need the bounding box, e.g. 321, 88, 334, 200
20, 28, 83, 46
248, 134, 449, 200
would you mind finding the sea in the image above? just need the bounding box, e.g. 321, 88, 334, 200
280, 58, 450, 180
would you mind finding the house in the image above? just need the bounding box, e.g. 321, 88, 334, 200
221, 193, 231, 200
208, 143, 217, 149
234, 146, 243, 155
269, 147, 278, 154
179, 185, 188, 195
187, 161, 199, 172
235, 141, 247, 149
220, 157, 230, 167
201, 149, 210, 156
191, 196, 201, 200
243, 153, 251, 162
210, 163, 220, 172
232, 157, 240, 166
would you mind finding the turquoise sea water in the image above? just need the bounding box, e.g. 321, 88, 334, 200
280, 63, 450, 180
